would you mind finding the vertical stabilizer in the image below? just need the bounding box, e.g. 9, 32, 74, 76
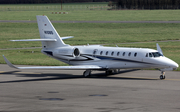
36, 15, 66, 48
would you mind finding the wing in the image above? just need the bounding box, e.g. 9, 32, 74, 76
3, 55, 102, 70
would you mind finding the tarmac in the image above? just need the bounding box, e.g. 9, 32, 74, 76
0, 64, 180, 112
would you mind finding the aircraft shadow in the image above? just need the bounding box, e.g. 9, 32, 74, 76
90, 69, 158, 80
0, 69, 157, 83
0, 71, 83, 83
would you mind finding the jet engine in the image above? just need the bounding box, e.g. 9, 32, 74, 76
53, 47, 81, 59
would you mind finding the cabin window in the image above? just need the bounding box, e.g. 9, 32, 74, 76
106, 51, 108, 55
100, 51, 103, 55
93, 49, 97, 55
111, 52, 114, 56
117, 52, 120, 56
134, 53, 137, 57
146, 53, 148, 57
123, 52, 125, 56
128, 52, 131, 56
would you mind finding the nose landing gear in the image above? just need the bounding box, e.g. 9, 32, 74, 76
83, 70, 91, 77
160, 71, 165, 80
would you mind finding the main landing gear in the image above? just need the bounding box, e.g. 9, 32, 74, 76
83, 69, 120, 78
160, 71, 165, 80
105, 69, 120, 75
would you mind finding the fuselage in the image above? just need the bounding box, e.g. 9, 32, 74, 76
42, 45, 179, 71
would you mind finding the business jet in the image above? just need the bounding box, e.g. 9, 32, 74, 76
3, 15, 179, 80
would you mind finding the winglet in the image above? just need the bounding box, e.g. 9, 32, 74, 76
3, 55, 19, 69
156, 43, 163, 55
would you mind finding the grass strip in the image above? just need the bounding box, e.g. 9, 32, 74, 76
1, 23, 180, 49
0, 10, 180, 21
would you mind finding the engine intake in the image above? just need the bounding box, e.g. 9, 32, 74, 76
73, 48, 80, 57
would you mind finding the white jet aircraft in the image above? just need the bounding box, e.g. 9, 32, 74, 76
3, 15, 179, 79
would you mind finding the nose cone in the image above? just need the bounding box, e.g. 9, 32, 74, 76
166, 58, 179, 69
174, 62, 179, 69
160, 57, 179, 70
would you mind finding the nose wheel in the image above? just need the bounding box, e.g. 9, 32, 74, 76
160, 71, 165, 80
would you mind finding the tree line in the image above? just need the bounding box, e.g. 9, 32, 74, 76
114, 0, 180, 9
1, 0, 180, 10
0, 0, 108, 4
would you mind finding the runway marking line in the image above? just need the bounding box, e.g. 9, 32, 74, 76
165, 79, 180, 81
0, 71, 5, 74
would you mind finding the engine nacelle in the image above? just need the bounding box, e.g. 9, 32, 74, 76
53, 47, 81, 59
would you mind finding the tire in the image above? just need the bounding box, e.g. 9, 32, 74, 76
160, 75, 164, 80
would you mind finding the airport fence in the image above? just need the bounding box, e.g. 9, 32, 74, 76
0, 5, 112, 11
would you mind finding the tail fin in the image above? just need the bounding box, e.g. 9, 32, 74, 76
36, 15, 67, 48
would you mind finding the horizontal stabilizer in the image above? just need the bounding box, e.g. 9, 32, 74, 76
10, 39, 57, 42
61, 36, 74, 40
3, 55, 102, 70
10, 36, 73, 42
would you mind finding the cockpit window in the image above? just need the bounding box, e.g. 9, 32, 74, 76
152, 52, 163, 57
146, 52, 163, 58
149, 53, 153, 57
146, 53, 148, 57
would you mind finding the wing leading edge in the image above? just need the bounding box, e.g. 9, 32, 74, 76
3, 55, 102, 70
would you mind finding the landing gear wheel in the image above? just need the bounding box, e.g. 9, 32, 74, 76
160, 75, 165, 80
113, 69, 119, 74
83, 70, 91, 78
105, 70, 113, 75
163, 75, 165, 79
160, 71, 165, 80
118, 69, 120, 73
160, 75, 164, 80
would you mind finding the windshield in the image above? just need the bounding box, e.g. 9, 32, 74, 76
152, 52, 163, 57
